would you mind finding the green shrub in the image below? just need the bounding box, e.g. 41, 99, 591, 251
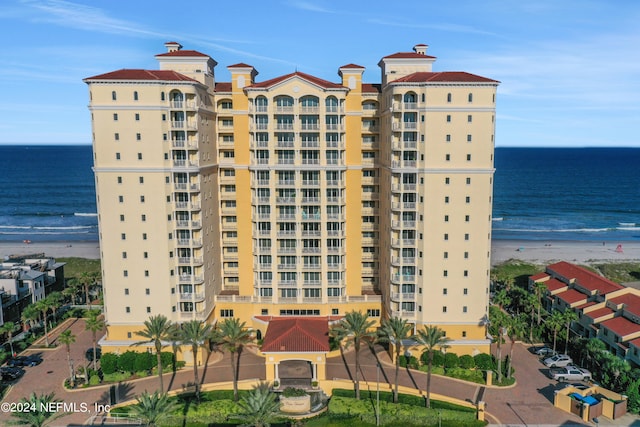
102, 372, 130, 382
444, 353, 459, 369
459, 354, 475, 369
474, 353, 494, 370
89, 375, 101, 386
283, 387, 308, 397
399, 354, 419, 369
421, 350, 445, 367
446, 367, 485, 384
134, 351, 154, 372
100, 353, 118, 375
160, 351, 173, 368
117, 351, 137, 373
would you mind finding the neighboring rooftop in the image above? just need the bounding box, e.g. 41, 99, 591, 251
261, 317, 330, 352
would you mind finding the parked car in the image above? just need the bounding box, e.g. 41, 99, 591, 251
0, 366, 25, 381
549, 366, 592, 382
543, 354, 573, 367
530, 346, 556, 357
85, 347, 102, 362
6, 355, 42, 367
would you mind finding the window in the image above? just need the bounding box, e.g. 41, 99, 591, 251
146, 307, 151, 313
139, 176, 144, 184
444, 233, 448, 240
125, 306, 130, 313
145, 288, 150, 294
135, 113, 140, 121
463, 306, 468, 313
117, 176, 122, 184
443, 252, 448, 259
113, 113, 118, 121
465, 215, 470, 222
444, 215, 449, 222
446, 114, 451, 122
115, 133, 119, 141
465, 233, 470, 240
118, 195, 124, 203
468, 115, 472, 122
443, 288, 448, 295
141, 214, 146, 221
467, 134, 472, 142
116, 152, 121, 160
144, 252, 148, 258
443, 270, 448, 277
445, 154, 450, 161
466, 177, 471, 184
466, 196, 470, 203
443, 306, 447, 313
464, 252, 469, 259
134, 91, 139, 101
447, 93, 452, 103
143, 233, 147, 240
446, 134, 451, 142
120, 214, 125, 222
121, 233, 126, 240
140, 196, 145, 203
145, 271, 149, 277
122, 251, 127, 259
123, 270, 128, 277
464, 270, 468, 277
463, 288, 468, 295
445, 177, 450, 185
444, 196, 449, 203
124, 288, 129, 295
367, 309, 381, 317
220, 309, 234, 317
112, 91, 117, 100
468, 93, 473, 102
137, 153, 142, 160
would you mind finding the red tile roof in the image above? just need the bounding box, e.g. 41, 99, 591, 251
556, 289, 588, 305
600, 316, 640, 337
629, 337, 640, 349
584, 307, 615, 320
84, 69, 197, 82
249, 71, 345, 89
530, 272, 549, 281
261, 318, 330, 352
546, 278, 569, 292
362, 83, 381, 93
576, 301, 596, 310
155, 49, 209, 57
215, 82, 232, 92
547, 262, 624, 295
339, 63, 365, 69
609, 293, 640, 317
228, 63, 254, 68
391, 71, 499, 84
383, 52, 436, 60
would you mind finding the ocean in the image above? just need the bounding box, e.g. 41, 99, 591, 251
0, 145, 638, 243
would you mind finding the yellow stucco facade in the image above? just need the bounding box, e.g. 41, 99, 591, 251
85, 42, 498, 364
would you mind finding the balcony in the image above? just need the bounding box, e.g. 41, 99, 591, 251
278, 264, 297, 270
300, 123, 320, 131
275, 106, 294, 113
300, 106, 320, 114
178, 275, 204, 284
301, 159, 320, 165
326, 124, 344, 131
275, 123, 294, 131
180, 292, 204, 301
277, 180, 296, 187
301, 140, 320, 148
277, 141, 294, 148
302, 180, 320, 187
278, 280, 297, 286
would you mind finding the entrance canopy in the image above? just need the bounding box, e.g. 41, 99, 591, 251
261, 317, 330, 352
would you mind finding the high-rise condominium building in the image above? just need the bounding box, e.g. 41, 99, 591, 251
85, 42, 499, 358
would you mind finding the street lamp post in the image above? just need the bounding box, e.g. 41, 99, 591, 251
376, 361, 380, 426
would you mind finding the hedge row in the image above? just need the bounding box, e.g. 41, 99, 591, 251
100, 350, 175, 374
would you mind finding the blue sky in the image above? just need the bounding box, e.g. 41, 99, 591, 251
0, 0, 638, 147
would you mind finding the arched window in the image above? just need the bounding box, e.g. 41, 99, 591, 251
170, 91, 184, 108
275, 96, 294, 111
300, 96, 319, 111
325, 96, 338, 112
362, 101, 377, 111
255, 96, 268, 112
111, 91, 117, 101
468, 93, 473, 103
447, 93, 452, 103
403, 92, 417, 103
421, 93, 425, 103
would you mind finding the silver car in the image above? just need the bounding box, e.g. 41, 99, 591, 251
543, 354, 573, 367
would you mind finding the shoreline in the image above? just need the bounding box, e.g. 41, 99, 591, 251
2, 239, 640, 267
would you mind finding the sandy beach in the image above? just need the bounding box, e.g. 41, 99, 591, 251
2, 239, 640, 267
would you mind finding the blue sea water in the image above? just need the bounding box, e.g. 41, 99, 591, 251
0, 145, 638, 243
492, 147, 640, 241
0, 145, 98, 242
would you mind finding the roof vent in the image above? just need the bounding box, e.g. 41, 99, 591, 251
413, 44, 428, 55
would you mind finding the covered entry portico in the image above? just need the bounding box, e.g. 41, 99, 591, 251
259, 317, 331, 385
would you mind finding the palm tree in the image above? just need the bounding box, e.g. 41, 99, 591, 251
562, 310, 578, 354
128, 390, 178, 427
377, 316, 413, 403
506, 314, 527, 380
35, 298, 53, 347
133, 315, 174, 392
45, 292, 63, 323
214, 318, 254, 402
533, 281, 547, 325
331, 311, 376, 400
79, 271, 95, 306
233, 382, 282, 427
63, 278, 81, 305
21, 304, 40, 331
0, 321, 16, 357
493, 289, 511, 311
547, 310, 565, 354
58, 329, 76, 386
9, 392, 65, 427
415, 325, 449, 408
85, 310, 105, 371
178, 320, 212, 401
489, 305, 509, 383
